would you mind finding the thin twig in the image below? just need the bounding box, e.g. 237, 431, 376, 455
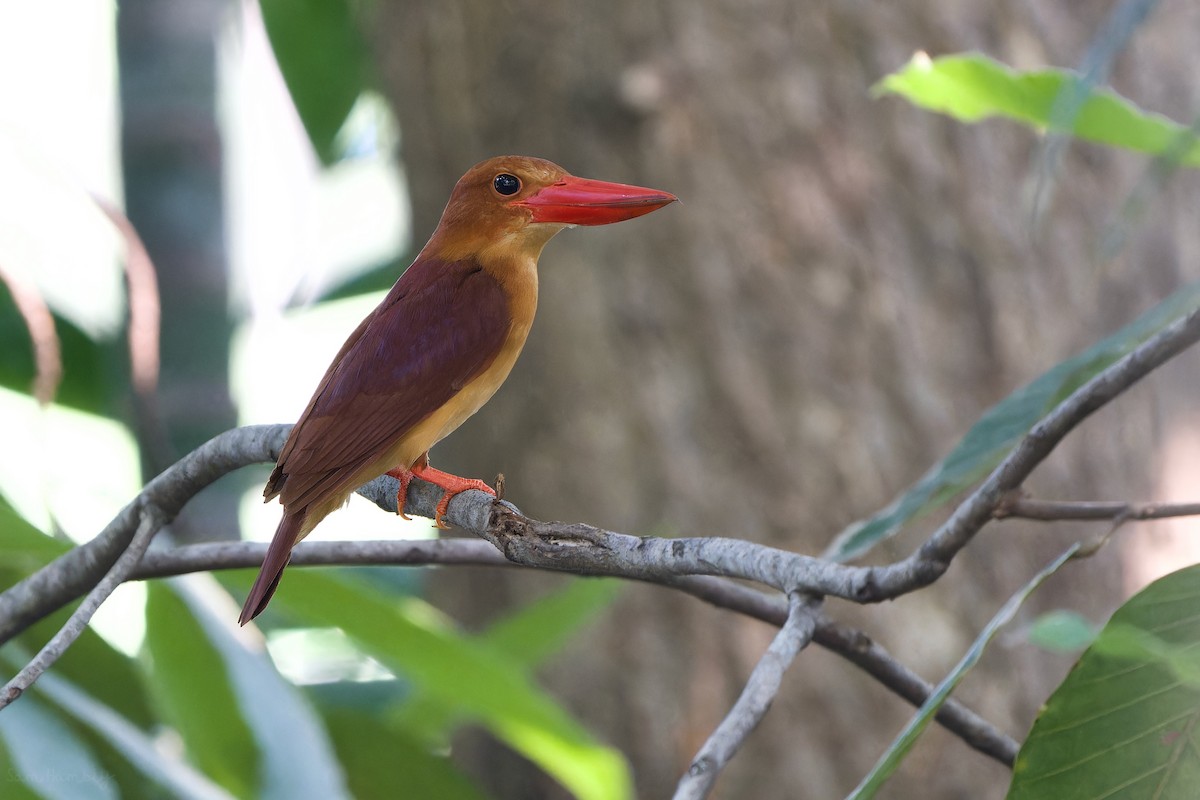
997, 496, 1200, 522
93, 195, 169, 470
0, 424, 291, 646
674, 592, 818, 800
658, 576, 1019, 763
810, 616, 1019, 765
130, 537, 514, 580
1, 531, 1020, 766
0, 261, 61, 404
0, 506, 165, 709
848, 543, 1079, 799
129, 541, 1010, 766
870, 306, 1200, 598
93, 196, 161, 399
120, 538, 1017, 766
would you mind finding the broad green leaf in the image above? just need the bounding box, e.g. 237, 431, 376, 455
0, 496, 158, 733
827, 281, 1200, 560
265, 569, 633, 800
1026, 609, 1097, 654
0, 492, 69, 572
259, 0, 372, 166
483, 579, 622, 668
0, 736, 41, 800
0, 658, 234, 800
396, 579, 622, 743
1009, 564, 1200, 799
145, 583, 258, 798
21, 613, 156, 734
874, 52, 1200, 165
0, 694, 119, 800
167, 577, 348, 800
851, 544, 1078, 799
30, 703, 157, 800
322, 708, 487, 800
1090, 623, 1200, 685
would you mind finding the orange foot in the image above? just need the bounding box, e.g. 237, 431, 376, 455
386, 464, 496, 529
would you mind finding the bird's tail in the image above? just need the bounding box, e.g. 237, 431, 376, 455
239, 510, 306, 626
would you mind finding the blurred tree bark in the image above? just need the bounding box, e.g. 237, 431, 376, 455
364, 2, 1200, 797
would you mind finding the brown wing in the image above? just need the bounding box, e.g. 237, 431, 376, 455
266, 256, 510, 510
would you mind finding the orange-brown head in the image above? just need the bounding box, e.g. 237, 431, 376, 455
426, 156, 677, 263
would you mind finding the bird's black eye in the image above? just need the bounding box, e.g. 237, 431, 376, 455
493, 173, 521, 196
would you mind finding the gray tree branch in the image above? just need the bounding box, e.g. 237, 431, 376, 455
0, 303, 1195, 797
0, 506, 165, 709
673, 592, 819, 800
126, 538, 1019, 765
996, 494, 1200, 522
0, 424, 290, 646
879, 306, 1200, 596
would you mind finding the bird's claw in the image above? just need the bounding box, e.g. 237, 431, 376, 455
386, 467, 415, 519
433, 478, 497, 528
394, 464, 496, 528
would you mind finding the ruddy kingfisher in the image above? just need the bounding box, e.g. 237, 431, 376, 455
240, 155, 676, 624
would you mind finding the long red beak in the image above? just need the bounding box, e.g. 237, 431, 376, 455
514, 175, 677, 226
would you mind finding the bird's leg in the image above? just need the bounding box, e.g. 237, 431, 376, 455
386, 451, 435, 520
384, 466, 417, 520
413, 464, 497, 529
387, 454, 497, 529
385, 451, 442, 520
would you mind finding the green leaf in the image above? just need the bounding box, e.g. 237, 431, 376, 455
145, 583, 258, 798
22, 615, 156, 735
827, 281, 1200, 561
0, 735, 42, 800
1026, 609, 1097, 654
851, 544, 1078, 799
0, 492, 69, 572
0, 662, 235, 800
0, 694, 119, 800
396, 579, 623, 744
322, 709, 488, 800
0, 543, 161, 797
266, 569, 633, 800
259, 0, 372, 166
874, 52, 1200, 165
482, 579, 622, 669
0, 495, 156, 732
166, 578, 349, 800
1009, 564, 1200, 799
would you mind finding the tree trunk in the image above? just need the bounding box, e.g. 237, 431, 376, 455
118, 0, 241, 542
365, 2, 1200, 796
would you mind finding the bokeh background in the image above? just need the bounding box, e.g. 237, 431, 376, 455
2, 1, 1199, 798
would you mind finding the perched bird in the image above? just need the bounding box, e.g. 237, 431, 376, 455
239, 155, 676, 624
